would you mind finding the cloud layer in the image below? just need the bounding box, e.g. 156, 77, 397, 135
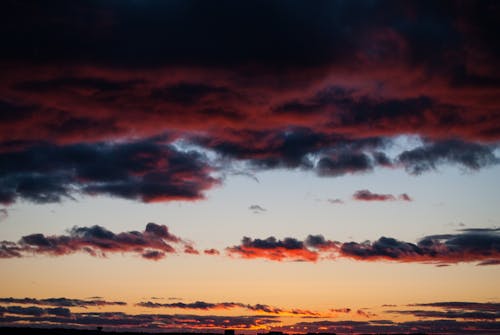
0, 297, 126, 308
0, 2, 498, 205
2, 224, 499, 266
352, 190, 412, 202
1, 223, 193, 260
0, 139, 217, 205
228, 228, 500, 265
137, 300, 324, 317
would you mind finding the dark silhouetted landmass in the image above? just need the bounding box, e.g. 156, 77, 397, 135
0, 327, 430, 335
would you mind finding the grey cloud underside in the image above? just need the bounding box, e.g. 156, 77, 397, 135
0, 138, 216, 205
0, 136, 497, 205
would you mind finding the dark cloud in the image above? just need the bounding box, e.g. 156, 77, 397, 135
197, 128, 333, 170
0, 241, 22, 258
151, 82, 234, 106
398, 139, 499, 175
276, 319, 500, 335
137, 301, 238, 310
0, 139, 218, 205
203, 248, 220, 256
13, 77, 143, 94
249, 205, 267, 213
1, 1, 454, 68
399, 193, 413, 201
316, 152, 373, 177
387, 300, 500, 321
0, 2, 497, 203
341, 228, 500, 264
227, 236, 321, 262
353, 190, 396, 201
183, 245, 200, 255
0, 310, 279, 331
0, 297, 126, 308
356, 309, 377, 318
327, 198, 344, 204
136, 300, 323, 317
0, 306, 71, 318
411, 301, 500, 312
390, 309, 499, 320
2, 223, 190, 260
0, 0, 500, 207
330, 308, 351, 313
228, 228, 500, 265
352, 189, 412, 202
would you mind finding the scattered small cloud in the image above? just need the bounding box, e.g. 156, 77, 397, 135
249, 205, 267, 213
0, 208, 7, 222
353, 190, 412, 202
204, 248, 220, 256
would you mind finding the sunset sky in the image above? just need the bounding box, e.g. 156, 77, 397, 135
0, 1, 499, 334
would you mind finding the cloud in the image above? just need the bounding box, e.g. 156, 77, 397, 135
352, 190, 412, 202
0, 305, 71, 318
356, 309, 377, 318
203, 248, 220, 256
0, 297, 126, 308
183, 245, 200, 255
137, 301, 240, 310
0, 2, 497, 209
0, 309, 279, 331
275, 319, 500, 335
226, 236, 322, 262
353, 190, 395, 202
398, 193, 412, 201
0, 138, 218, 205
249, 205, 267, 213
136, 300, 324, 317
387, 301, 500, 321
330, 308, 351, 313
1, 223, 192, 260
340, 228, 500, 264
411, 301, 500, 312
0, 241, 22, 258
327, 198, 344, 205
4, 225, 499, 265
227, 228, 500, 265
316, 152, 373, 177
389, 309, 499, 320
398, 139, 499, 175
0, 209, 7, 221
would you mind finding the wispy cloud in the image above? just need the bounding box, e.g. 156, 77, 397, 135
136, 300, 326, 317
0, 297, 126, 308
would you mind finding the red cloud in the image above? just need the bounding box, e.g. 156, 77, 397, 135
227, 228, 500, 265
353, 190, 413, 202
2, 223, 193, 261
353, 190, 396, 201
203, 248, 220, 255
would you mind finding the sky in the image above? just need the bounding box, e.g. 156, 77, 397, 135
0, 1, 499, 334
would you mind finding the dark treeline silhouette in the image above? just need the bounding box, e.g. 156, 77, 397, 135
0, 327, 429, 335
